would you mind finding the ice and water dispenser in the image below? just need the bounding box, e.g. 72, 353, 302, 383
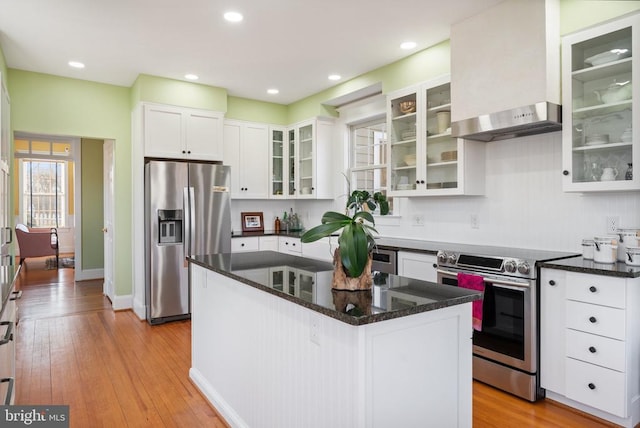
157, 209, 183, 244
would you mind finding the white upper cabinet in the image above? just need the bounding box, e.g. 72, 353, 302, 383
387, 76, 484, 196
223, 120, 269, 199
269, 126, 288, 199
562, 13, 640, 192
143, 103, 223, 161
283, 118, 334, 199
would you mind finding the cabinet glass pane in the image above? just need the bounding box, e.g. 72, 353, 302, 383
570, 26, 633, 184
389, 93, 417, 191
425, 83, 458, 189
298, 124, 313, 195
271, 130, 284, 196
288, 129, 296, 196
287, 270, 296, 295
271, 269, 284, 291
298, 272, 314, 302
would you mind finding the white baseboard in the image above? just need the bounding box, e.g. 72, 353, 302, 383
189, 368, 248, 428
75, 268, 103, 281
133, 299, 146, 320
111, 294, 133, 311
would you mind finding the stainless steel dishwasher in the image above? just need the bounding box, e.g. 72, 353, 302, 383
371, 247, 397, 274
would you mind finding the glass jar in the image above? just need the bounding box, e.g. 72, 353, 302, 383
625, 163, 633, 180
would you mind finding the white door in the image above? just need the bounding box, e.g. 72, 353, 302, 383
103, 140, 115, 302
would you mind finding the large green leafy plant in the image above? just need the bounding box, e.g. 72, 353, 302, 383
301, 190, 387, 277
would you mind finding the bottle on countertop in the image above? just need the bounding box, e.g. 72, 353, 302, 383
274, 216, 281, 233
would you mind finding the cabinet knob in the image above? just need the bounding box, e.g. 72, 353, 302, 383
311, 187, 315, 191
588, 346, 596, 353
589, 286, 597, 293
562, 170, 570, 176
589, 316, 597, 324
416, 180, 420, 184
292, 243, 296, 246
549, 280, 556, 286
187, 150, 191, 154
420, 180, 425, 184
241, 243, 245, 247
588, 383, 596, 390
432, 263, 437, 268
182, 150, 187, 154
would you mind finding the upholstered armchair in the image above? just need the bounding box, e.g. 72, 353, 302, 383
15, 224, 59, 267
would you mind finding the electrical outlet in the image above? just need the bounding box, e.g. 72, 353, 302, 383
470, 214, 479, 229
606, 216, 619, 233
413, 214, 425, 226
310, 315, 320, 345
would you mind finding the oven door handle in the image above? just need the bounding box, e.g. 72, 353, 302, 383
436, 269, 530, 289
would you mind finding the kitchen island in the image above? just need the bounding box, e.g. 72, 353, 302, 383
188, 251, 481, 428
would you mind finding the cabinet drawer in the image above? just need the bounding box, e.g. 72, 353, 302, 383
565, 358, 626, 417
566, 271, 626, 308
279, 238, 301, 254
566, 300, 625, 340
566, 329, 625, 372
231, 237, 259, 252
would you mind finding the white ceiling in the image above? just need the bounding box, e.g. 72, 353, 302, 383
0, 0, 503, 104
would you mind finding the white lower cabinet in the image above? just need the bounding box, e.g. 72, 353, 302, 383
301, 237, 334, 262
540, 268, 640, 427
397, 251, 437, 282
259, 236, 278, 251
278, 237, 301, 255
231, 237, 260, 252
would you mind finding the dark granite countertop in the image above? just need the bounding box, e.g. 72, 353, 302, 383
0, 263, 20, 319
188, 251, 481, 326
539, 256, 640, 278
232, 230, 307, 239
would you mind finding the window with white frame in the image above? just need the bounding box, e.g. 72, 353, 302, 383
14, 137, 74, 228
349, 117, 393, 214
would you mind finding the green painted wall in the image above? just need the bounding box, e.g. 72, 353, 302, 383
81, 139, 104, 269
287, 40, 451, 123
226, 96, 288, 124
131, 74, 227, 111
560, 0, 640, 35
7, 70, 132, 296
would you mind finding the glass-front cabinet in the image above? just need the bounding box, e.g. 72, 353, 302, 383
387, 76, 484, 196
270, 127, 286, 198
287, 128, 296, 197
562, 14, 639, 191
297, 123, 315, 198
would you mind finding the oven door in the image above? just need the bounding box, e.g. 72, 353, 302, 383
437, 268, 536, 373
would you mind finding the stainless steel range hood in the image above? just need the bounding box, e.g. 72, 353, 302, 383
451, 101, 562, 142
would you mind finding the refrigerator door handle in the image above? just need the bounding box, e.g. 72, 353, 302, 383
188, 186, 196, 257
183, 187, 190, 259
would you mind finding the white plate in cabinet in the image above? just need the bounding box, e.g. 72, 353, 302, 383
565, 329, 625, 372
566, 271, 626, 309
565, 358, 626, 417
566, 300, 625, 340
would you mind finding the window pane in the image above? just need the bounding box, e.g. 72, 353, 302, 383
22, 159, 66, 228
52, 142, 72, 156
350, 117, 393, 214
31, 141, 51, 155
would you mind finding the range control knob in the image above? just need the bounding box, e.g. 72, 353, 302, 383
504, 260, 517, 273
518, 262, 531, 275
447, 253, 457, 264
437, 251, 448, 264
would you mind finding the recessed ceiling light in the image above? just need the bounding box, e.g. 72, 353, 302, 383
267, 88, 279, 95
68, 61, 85, 69
224, 11, 243, 22
400, 41, 417, 50
184, 74, 199, 80
328, 74, 341, 81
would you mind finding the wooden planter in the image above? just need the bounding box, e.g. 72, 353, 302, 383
331, 247, 373, 290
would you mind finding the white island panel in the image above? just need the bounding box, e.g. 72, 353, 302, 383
190, 263, 472, 428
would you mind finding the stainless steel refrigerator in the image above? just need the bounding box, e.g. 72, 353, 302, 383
145, 159, 231, 324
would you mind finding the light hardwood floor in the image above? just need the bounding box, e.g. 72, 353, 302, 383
13, 260, 616, 427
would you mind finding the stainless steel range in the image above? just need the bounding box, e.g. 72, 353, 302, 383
435, 245, 577, 402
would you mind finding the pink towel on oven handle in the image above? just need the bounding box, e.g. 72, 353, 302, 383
457, 272, 485, 331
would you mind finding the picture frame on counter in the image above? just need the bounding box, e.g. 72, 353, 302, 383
241, 212, 264, 233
